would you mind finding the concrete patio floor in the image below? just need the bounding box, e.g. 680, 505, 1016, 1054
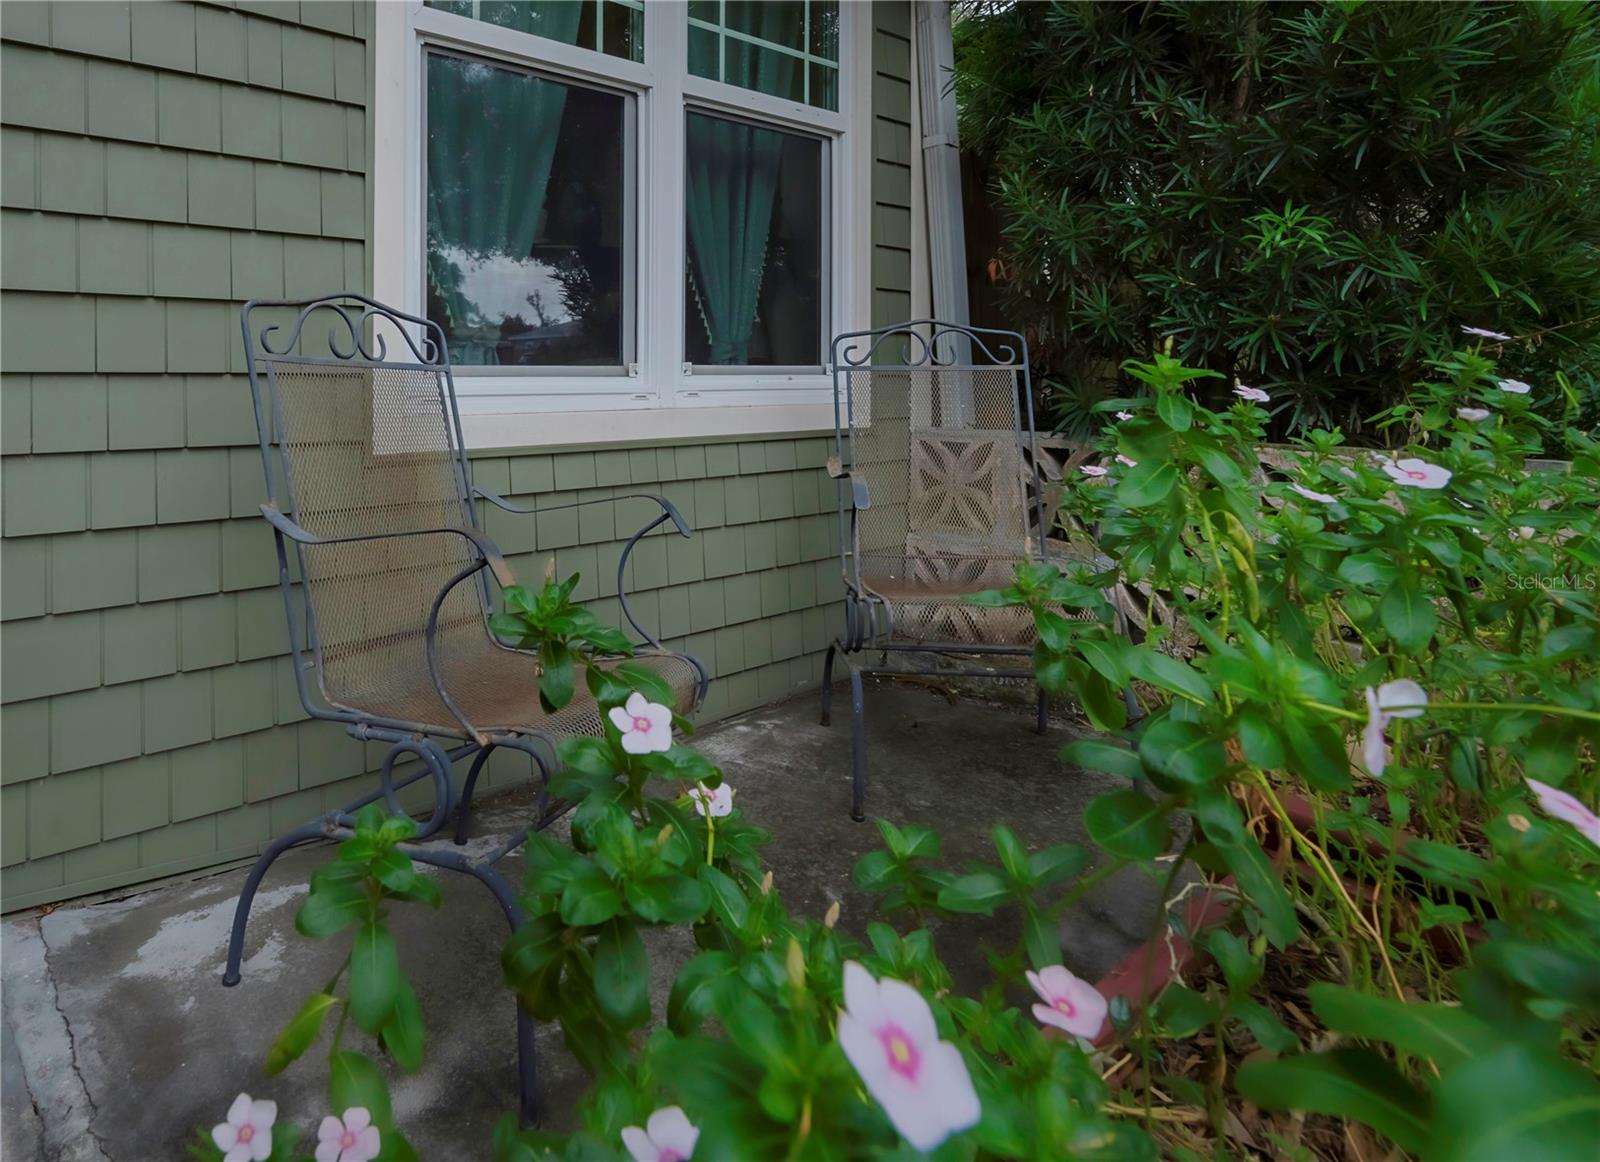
2, 682, 1166, 1161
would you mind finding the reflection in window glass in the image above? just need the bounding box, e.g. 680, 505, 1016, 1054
686, 0, 839, 110
684, 111, 823, 367
426, 53, 629, 367
424, 0, 644, 63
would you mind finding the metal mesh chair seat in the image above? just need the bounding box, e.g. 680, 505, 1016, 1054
328, 643, 701, 740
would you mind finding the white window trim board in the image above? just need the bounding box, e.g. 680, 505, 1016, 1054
373, 0, 878, 448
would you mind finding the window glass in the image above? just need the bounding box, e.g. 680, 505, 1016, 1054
684, 111, 824, 367
686, 0, 839, 110
424, 0, 644, 63
426, 53, 630, 367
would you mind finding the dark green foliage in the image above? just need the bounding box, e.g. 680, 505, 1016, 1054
956, 0, 1600, 440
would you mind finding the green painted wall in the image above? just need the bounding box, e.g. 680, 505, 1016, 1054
0, 0, 915, 911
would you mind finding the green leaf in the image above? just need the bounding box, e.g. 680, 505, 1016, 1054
992, 826, 1032, 884
1128, 649, 1211, 704
1022, 905, 1058, 970
1231, 998, 1298, 1053
1034, 608, 1073, 652
1192, 789, 1296, 947
1077, 666, 1129, 731
1307, 984, 1494, 1071
328, 1050, 393, 1129
1235, 1048, 1429, 1154
1193, 443, 1245, 487
608, 661, 677, 708
296, 874, 368, 939
1156, 392, 1193, 432
1430, 1044, 1600, 1161
1117, 459, 1181, 507
1153, 984, 1218, 1037
1279, 711, 1351, 792
380, 978, 424, 1072
1028, 842, 1090, 886
1083, 789, 1169, 860
265, 991, 337, 1075
1060, 739, 1143, 780
1380, 578, 1436, 652
593, 919, 650, 1027
538, 639, 575, 712
1207, 930, 1261, 992
668, 950, 736, 1034
559, 862, 623, 927
624, 874, 710, 925
937, 871, 1012, 914
1234, 711, 1286, 769
698, 864, 750, 933
1138, 714, 1227, 790
349, 919, 401, 1035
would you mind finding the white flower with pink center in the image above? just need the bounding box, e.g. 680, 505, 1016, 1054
1115, 410, 1134, 420
608, 691, 673, 755
688, 781, 733, 817
1234, 385, 1270, 403
1079, 464, 1108, 477
622, 1106, 700, 1162
1456, 407, 1490, 422
1497, 378, 1531, 394
1460, 325, 1511, 341
212, 1094, 277, 1162
837, 961, 980, 1152
1289, 483, 1336, 504
315, 1108, 379, 1162
1525, 779, 1600, 848
1115, 454, 1138, 468
1025, 965, 1108, 1042
1380, 456, 1452, 490
1361, 680, 1428, 778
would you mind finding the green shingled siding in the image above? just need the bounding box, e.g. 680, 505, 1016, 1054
0, 0, 915, 910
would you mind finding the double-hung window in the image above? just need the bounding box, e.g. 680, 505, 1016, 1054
375, 0, 866, 439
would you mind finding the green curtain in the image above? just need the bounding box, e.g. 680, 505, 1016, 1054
425, 4, 584, 350
685, 9, 800, 365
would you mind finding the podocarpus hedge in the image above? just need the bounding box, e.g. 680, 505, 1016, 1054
954, 0, 1600, 441
207, 339, 1599, 1160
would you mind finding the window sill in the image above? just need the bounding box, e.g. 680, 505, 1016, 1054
458, 399, 836, 451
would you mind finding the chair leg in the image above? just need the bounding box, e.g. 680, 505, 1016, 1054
820, 641, 839, 726
454, 745, 495, 846
1035, 687, 1049, 735
516, 1006, 540, 1127
222, 819, 328, 986
849, 666, 868, 822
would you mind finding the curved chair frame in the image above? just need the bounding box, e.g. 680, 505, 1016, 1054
225, 293, 707, 1126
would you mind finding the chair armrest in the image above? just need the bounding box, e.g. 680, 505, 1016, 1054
260, 503, 515, 589
826, 456, 872, 511
473, 484, 692, 538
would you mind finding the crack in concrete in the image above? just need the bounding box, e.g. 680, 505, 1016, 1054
1, 918, 111, 1162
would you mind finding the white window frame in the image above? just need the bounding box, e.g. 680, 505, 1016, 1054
373, 0, 874, 447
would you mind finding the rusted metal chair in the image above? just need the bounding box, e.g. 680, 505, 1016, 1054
822, 321, 1076, 819
226, 293, 705, 1124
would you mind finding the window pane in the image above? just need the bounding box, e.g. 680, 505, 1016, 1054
426, 53, 629, 367
425, 1, 642, 63
686, 0, 837, 109
684, 112, 823, 367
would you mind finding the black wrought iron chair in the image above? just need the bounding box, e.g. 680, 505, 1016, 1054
225, 293, 706, 1125
822, 321, 1090, 819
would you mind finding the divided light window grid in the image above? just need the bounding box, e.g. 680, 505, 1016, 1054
412, 0, 846, 397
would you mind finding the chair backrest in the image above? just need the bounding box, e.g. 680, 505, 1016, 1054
830, 321, 1046, 590
242, 294, 488, 722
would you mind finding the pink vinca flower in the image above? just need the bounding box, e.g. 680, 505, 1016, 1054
316, 1108, 379, 1162
1115, 410, 1134, 420
1525, 779, 1600, 848
1115, 454, 1138, 468
1460, 325, 1511, 341
1380, 457, 1452, 490
838, 961, 980, 1152
1456, 407, 1491, 422
212, 1094, 277, 1162
688, 781, 732, 818
1497, 378, 1531, 395
622, 1106, 700, 1162
1361, 680, 1428, 778
1234, 385, 1271, 403
1026, 965, 1108, 1042
1289, 483, 1336, 504
1079, 464, 1108, 478
609, 691, 673, 755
